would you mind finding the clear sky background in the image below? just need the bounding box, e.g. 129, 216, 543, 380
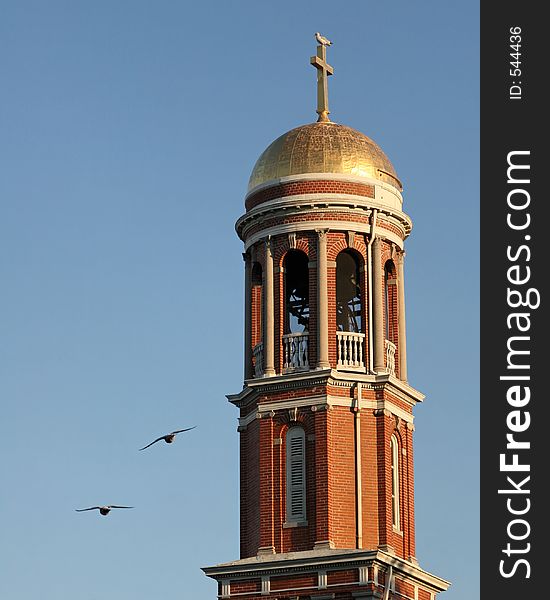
0, 1, 479, 598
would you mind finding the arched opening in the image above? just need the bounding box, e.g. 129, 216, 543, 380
335, 250, 365, 371
336, 251, 362, 332
284, 251, 310, 333
251, 262, 263, 377
384, 261, 397, 376
282, 251, 310, 370
384, 261, 397, 340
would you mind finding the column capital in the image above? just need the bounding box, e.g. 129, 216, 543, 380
315, 228, 329, 239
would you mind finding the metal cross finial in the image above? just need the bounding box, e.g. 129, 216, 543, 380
310, 34, 334, 122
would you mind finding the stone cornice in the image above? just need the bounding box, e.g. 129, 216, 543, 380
202, 549, 450, 593
236, 197, 412, 247
228, 370, 424, 413
237, 393, 414, 428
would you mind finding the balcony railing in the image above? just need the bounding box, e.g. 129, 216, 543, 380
252, 341, 264, 378
385, 339, 396, 376
336, 331, 366, 371
282, 332, 309, 372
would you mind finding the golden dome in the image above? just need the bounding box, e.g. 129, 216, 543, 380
248, 121, 401, 193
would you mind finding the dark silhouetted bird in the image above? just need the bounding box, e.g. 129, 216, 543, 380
75, 505, 134, 516
139, 426, 197, 451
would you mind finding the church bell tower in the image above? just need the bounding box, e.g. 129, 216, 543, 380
203, 37, 450, 600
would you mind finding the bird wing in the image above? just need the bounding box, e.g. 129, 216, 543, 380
138, 436, 165, 450
171, 426, 197, 434
109, 505, 134, 509
75, 506, 100, 512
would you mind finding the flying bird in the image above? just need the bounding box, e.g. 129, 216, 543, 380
139, 426, 197, 451
315, 32, 332, 46
75, 505, 134, 516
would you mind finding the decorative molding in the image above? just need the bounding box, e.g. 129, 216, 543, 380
316, 228, 329, 239
288, 232, 297, 249
231, 369, 424, 412
237, 394, 414, 428
242, 217, 406, 252
203, 550, 450, 594
347, 231, 356, 248
220, 579, 230, 598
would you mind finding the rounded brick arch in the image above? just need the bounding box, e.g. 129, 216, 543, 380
276, 244, 310, 269
327, 234, 367, 264
275, 409, 310, 430
390, 420, 405, 444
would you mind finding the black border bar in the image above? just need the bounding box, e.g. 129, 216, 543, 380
481, 2, 546, 597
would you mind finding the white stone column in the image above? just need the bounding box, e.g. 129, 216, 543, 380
317, 230, 330, 369
396, 251, 408, 381
372, 237, 385, 372
243, 252, 252, 380
264, 237, 275, 376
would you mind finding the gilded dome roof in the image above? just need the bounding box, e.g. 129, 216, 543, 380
247, 121, 401, 193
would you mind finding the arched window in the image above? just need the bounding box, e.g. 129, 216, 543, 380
251, 262, 263, 376
390, 435, 400, 530
284, 251, 309, 333
336, 251, 362, 332
251, 262, 263, 343
384, 261, 396, 340
286, 427, 306, 522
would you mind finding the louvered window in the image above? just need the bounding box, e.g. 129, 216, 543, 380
286, 427, 306, 522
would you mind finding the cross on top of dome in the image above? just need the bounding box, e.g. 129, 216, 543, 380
310, 33, 334, 122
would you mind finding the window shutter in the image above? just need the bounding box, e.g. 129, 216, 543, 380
286, 428, 306, 522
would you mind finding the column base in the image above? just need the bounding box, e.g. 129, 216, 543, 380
257, 546, 275, 557
314, 540, 335, 550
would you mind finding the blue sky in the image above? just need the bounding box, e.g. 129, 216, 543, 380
0, 1, 479, 598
